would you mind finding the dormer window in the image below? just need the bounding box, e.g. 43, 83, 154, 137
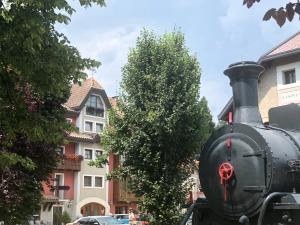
86, 95, 104, 117
283, 69, 296, 85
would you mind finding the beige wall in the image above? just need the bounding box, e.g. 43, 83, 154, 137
258, 65, 278, 122
258, 54, 300, 122
79, 141, 108, 203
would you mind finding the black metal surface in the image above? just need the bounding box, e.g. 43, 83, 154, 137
199, 124, 270, 219
224, 61, 264, 124
195, 61, 300, 225
269, 103, 300, 131
257, 192, 288, 225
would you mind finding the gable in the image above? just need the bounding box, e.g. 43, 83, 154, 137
65, 78, 111, 110
259, 31, 300, 63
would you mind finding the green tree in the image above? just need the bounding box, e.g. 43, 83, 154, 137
61, 211, 72, 225
243, 0, 300, 27
100, 30, 214, 225
0, 0, 105, 224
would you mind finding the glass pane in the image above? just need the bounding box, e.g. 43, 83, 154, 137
86, 95, 104, 117
95, 150, 103, 157
96, 109, 104, 117
85, 122, 93, 131
95, 177, 103, 187
284, 69, 296, 84
56, 147, 64, 156
85, 149, 92, 160
94, 207, 99, 216
84, 176, 92, 187
86, 206, 90, 216
96, 123, 104, 133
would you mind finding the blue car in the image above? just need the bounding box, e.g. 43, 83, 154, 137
112, 214, 129, 224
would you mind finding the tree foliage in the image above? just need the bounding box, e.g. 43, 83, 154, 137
243, 0, 300, 27
0, 0, 105, 223
100, 30, 214, 225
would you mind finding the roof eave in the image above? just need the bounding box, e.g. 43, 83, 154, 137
258, 31, 300, 61
66, 134, 100, 143
258, 48, 300, 64
217, 97, 233, 121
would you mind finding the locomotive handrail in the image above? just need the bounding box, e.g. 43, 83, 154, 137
179, 203, 198, 225
257, 192, 289, 225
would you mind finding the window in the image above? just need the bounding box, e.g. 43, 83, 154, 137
95, 150, 103, 158
84, 149, 93, 160
86, 95, 104, 117
96, 123, 104, 133
95, 150, 103, 168
54, 173, 64, 199
284, 69, 296, 84
85, 121, 93, 132
84, 176, 92, 187
95, 176, 103, 188
55, 146, 64, 156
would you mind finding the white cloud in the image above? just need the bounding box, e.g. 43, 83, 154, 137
201, 76, 231, 123
67, 26, 140, 96
219, 0, 299, 47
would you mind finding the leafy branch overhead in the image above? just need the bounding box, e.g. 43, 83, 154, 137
243, 0, 300, 27
0, 0, 105, 223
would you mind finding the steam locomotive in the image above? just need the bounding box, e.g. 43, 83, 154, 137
181, 62, 300, 225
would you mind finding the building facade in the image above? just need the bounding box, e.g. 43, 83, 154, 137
219, 31, 300, 123
41, 78, 111, 224
258, 31, 300, 122
107, 96, 139, 214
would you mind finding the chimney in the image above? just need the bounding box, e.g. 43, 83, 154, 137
224, 61, 264, 124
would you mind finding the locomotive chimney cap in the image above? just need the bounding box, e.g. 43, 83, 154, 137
228, 61, 257, 68
224, 61, 264, 79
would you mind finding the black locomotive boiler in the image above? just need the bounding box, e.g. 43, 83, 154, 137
181, 61, 300, 225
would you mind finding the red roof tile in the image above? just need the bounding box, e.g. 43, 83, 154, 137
267, 32, 300, 56
67, 131, 100, 143
65, 78, 103, 109
259, 31, 300, 63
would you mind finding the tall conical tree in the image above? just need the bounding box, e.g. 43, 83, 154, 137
99, 29, 214, 225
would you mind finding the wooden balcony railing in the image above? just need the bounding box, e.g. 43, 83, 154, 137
119, 179, 138, 202
56, 154, 83, 171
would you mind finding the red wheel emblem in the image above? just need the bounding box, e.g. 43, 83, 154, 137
219, 162, 234, 184
219, 162, 234, 202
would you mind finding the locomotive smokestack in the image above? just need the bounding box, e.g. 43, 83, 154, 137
224, 61, 264, 124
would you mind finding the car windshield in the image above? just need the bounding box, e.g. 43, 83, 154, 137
96, 217, 120, 224
116, 215, 128, 219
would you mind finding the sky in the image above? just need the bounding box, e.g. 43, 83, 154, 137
58, 0, 300, 121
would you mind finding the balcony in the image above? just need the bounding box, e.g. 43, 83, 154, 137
57, 154, 83, 171
119, 179, 138, 202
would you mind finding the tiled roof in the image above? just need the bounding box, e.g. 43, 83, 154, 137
67, 131, 100, 143
63, 104, 79, 114
42, 195, 59, 202
259, 31, 300, 62
65, 78, 103, 109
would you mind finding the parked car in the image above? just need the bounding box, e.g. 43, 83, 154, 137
66, 216, 123, 225
111, 214, 129, 224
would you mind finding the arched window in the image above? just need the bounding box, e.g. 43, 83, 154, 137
86, 95, 104, 117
